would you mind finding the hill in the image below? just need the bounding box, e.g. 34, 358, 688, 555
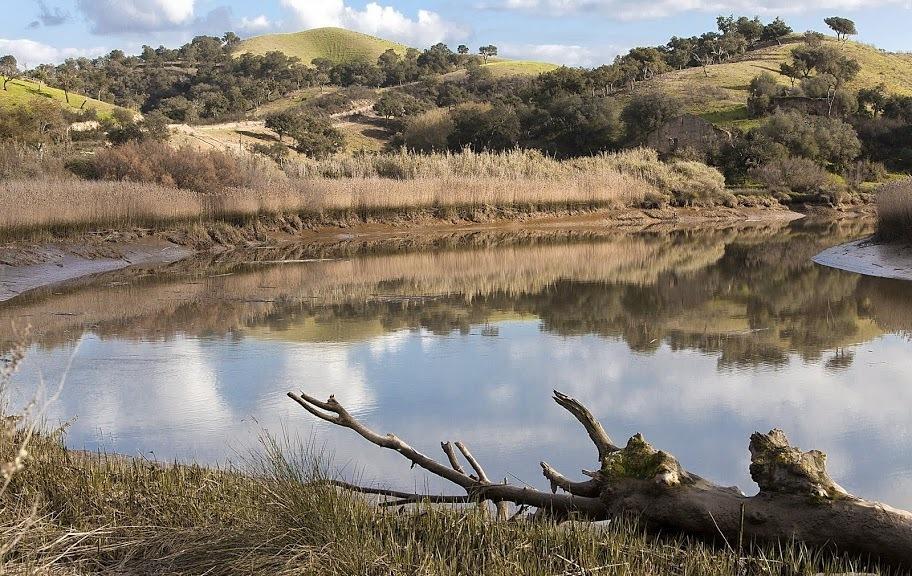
443, 59, 560, 80
0, 77, 123, 118
641, 38, 912, 130
235, 27, 410, 65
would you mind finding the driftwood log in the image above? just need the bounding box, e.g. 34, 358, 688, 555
288, 390, 912, 567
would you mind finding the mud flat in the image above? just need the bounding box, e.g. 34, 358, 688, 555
0, 206, 803, 303
0, 240, 191, 302
813, 237, 912, 282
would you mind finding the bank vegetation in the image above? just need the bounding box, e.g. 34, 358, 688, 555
0, 142, 734, 233
877, 178, 912, 242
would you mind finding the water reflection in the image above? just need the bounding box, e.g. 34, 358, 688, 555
5, 219, 912, 507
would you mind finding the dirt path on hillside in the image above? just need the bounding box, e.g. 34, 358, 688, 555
169, 101, 380, 153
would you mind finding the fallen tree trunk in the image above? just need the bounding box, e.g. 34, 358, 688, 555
288, 390, 912, 567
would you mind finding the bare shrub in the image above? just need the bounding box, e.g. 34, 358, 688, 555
90, 142, 284, 194
0, 142, 70, 180
749, 157, 840, 202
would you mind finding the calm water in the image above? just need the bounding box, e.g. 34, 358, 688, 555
4, 219, 912, 505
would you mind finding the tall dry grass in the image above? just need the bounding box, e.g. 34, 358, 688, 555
0, 147, 733, 233
877, 178, 912, 242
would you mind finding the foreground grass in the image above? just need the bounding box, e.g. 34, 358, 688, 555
877, 178, 912, 243
0, 429, 887, 576
0, 148, 734, 233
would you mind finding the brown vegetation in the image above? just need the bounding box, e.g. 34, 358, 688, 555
0, 145, 737, 233
877, 178, 912, 242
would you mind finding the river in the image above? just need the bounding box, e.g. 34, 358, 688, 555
4, 218, 912, 506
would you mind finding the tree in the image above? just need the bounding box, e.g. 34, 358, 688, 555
621, 91, 680, 144
57, 59, 79, 104
790, 43, 859, 85
418, 43, 455, 74
735, 16, 764, 46
758, 109, 861, 168
747, 72, 785, 117
31, 64, 54, 94
287, 114, 343, 158
665, 37, 697, 70
265, 110, 301, 142
824, 17, 857, 42
222, 32, 241, 49
479, 45, 498, 64
373, 91, 427, 119
761, 17, 793, 44
457, 45, 469, 55
858, 84, 888, 117
0, 55, 19, 91
377, 48, 404, 86
447, 103, 520, 151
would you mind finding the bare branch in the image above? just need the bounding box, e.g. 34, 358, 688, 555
441, 442, 466, 475
287, 392, 475, 489
321, 480, 468, 504
552, 391, 618, 460
540, 461, 602, 498
455, 441, 490, 483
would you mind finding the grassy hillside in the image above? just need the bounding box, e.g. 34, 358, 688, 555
444, 59, 560, 80
0, 77, 122, 118
641, 38, 912, 130
235, 27, 409, 65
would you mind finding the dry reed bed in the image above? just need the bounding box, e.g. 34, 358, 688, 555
877, 178, 912, 242
0, 149, 730, 232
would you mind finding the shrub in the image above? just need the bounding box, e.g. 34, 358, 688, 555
757, 109, 861, 169
748, 157, 841, 203
87, 141, 283, 194
876, 179, 912, 242
402, 109, 454, 152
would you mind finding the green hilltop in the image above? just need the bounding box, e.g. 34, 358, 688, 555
235, 27, 558, 76
235, 27, 410, 65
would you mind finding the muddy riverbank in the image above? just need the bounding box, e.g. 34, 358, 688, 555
0, 205, 807, 302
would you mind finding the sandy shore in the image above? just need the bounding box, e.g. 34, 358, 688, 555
813, 238, 912, 282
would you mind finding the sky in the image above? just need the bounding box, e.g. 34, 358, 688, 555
1, 0, 911, 68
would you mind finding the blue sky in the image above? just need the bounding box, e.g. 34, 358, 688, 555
1, 0, 911, 67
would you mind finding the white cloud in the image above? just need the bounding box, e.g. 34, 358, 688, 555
75, 0, 195, 34
0, 38, 106, 65
493, 0, 911, 19
280, 0, 467, 46
239, 14, 273, 33
499, 42, 620, 66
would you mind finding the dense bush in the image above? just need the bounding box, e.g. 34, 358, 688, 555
756, 109, 861, 169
